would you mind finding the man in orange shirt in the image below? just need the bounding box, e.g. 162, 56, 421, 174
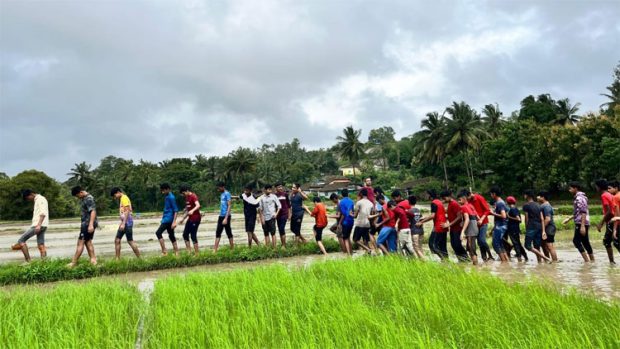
605, 180, 620, 263
596, 179, 617, 264
304, 197, 328, 255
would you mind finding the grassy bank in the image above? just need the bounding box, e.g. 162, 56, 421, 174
0, 281, 142, 349
144, 257, 620, 348
0, 240, 340, 286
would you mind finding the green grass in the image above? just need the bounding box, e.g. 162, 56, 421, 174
144, 257, 620, 348
0, 281, 142, 349
0, 240, 340, 286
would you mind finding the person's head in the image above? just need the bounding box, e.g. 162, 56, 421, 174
292, 183, 301, 193
387, 200, 397, 209
179, 185, 191, 196
160, 183, 171, 194
391, 190, 402, 202
364, 177, 372, 187
341, 188, 349, 198
462, 189, 473, 201
489, 186, 502, 200
110, 187, 123, 199
407, 195, 417, 206
608, 180, 619, 195
263, 184, 273, 195
568, 181, 582, 195
275, 182, 284, 192
377, 194, 386, 204
359, 188, 368, 198
21, 189, 36, 201
594, 179, 608, 192
374, 187, 384, 196
329, 193, 339, 203
457, 190, 469, 205
243, 184, 253, 195
71, 186, 86, 198
440, 189, 452, 202
536, 191, 548, 203
506, 196, 516, 206
216, 181, 226, 192
313, 196, 321, 204
523, 189, 535, 201
427, 189, 438, 200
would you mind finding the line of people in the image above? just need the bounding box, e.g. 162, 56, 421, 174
10, 178, 620, 266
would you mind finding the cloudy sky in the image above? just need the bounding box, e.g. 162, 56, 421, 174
1, 0, 619, 180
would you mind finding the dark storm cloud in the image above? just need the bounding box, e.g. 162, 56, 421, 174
1, 0, 618, 179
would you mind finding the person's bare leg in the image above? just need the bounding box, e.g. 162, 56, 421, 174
228, 238, 234, 249
605, 247, 615, 263
271, 235, 277, 248
344, 239, 352, 255
299, 235, 307, 244
378, 243, 390, 255
251, 233, 260, 246
128, 241, 140, 258
172, 241, 179, 256
588, 254, 595, 262
580, 252, 590, 262
114, 238, 122, 260
280, 235, 286, 249
85, 240, 97, 265
317, 241, 328, 255
214, 237, 221, 253
528, 247, 550, 262
37, 244, 47, 259
185, 241, 192, 254
68, 240, 85, 267
355, 240, 371, 253
338, 237, 345, 253
193, 243, 199, 255
547, 243, 558, 262
264, 235, 270, 246
20, 243, 31, 262
247, 233, 253, 247
158, 239, 168, 255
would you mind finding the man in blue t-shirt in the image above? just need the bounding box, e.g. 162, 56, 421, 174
154, 183, 179, 256
338, 189, 355, 255
489, 186, 509, 263
214, 182, 234, 252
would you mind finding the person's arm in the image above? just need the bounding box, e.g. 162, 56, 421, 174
478, 198, 490, 224
88, 209, 96, 233
258, 199, 265, 225
540, 212, 547, 239
223, 194, 232, 224
299, 190, 308, 200
354, 203, 360, 219
598, 202, 613, 231
579, 212, 587, 236
507, 210, 521, 222
304, 205, 314, 216
443, 210, 462, 229
119, 204, 129, 231
34, 200, 47, 234
460, 213, 469, 240
275, 197, 282, 219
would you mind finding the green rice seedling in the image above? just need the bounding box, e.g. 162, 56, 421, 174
0, 240, 340, 286
0, 281, 142, 349
145, 257, 620, 349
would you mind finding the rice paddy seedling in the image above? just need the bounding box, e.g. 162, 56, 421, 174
145, 257, 620, 348
0, 281, 142, 349
0, 240, 340, 285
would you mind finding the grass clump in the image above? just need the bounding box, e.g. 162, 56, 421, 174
0, 240, 340, 286
145, 257, 620, 348
0, 281, 142, 349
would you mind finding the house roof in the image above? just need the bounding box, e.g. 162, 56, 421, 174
301, 175, 353, 192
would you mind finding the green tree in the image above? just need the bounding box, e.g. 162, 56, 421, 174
367, 126, 396, 171
66, 162, 94, 188
601, 62, 620, 116
444, 101, 487, 189
336, 126, 365, 176
224, 147, 257, 189
412, 112, 449, 187
481, 103, 504, 137
518, 94, 558, 124
554, 98, 581, 125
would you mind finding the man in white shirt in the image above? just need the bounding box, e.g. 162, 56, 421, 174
12, 189, 49, 263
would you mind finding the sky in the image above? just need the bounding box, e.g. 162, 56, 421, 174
1, 0, 619, 180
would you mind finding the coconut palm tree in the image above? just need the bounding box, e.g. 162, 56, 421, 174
66, 162, 93, 188
554, 98, 581, 125
481, 103, 504, 137
413, 111, 449, 187
444, 101, 487, 189
224, 148, 257, 187
336, 126, 365, 176
600, 78, 620, 116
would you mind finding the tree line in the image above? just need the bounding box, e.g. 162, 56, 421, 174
1, 64, 618, 220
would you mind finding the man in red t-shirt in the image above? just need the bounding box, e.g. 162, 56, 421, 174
418, 189, 448, 259
364, 177, 376, 204
596, 179, 619, 264
391, 191, 416, 256
608, 181, 620, 251
179, 185, 201, 255
441, 190, 469, 261
467, 190, 494, 261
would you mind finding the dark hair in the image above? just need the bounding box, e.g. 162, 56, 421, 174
407, 195, 417, 205
391, 190, 402, 199
71, 186, 83, 196
489, 186, 502, 196
244, 184, 254, 190
568, 181, 582, 191
341, 189, 349, 197
538, 190, 550, 200
594, 179, 608, 191
329, 193, 339, 200
160, 183, 171, 190
216, 181, 226, 188
609, 180, 620, 189
457, 190, 469, 199
377, 194, 385, 202
264, 184, 273, 190
274, 182, 283, 187
359, 188, 368, 197
21, 189, 34, 199
293, 183, 301, 189
523, 189, 535, 198
110, 187, 122, 196
179, 185, 191, 193
387, 200, 397, 208
427, 189, 438, 199
374, 187, 384, 196
440, 189, 452, 198
313, 196, 321, 203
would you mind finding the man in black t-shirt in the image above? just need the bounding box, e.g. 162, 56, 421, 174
522, 190, 550, 263
241, 185, 261, 248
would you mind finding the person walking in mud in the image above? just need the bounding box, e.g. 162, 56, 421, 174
67, 186, 98, 267
154, 183, 180, 256
110, 187, 141, 259
12, 189, 48, 263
